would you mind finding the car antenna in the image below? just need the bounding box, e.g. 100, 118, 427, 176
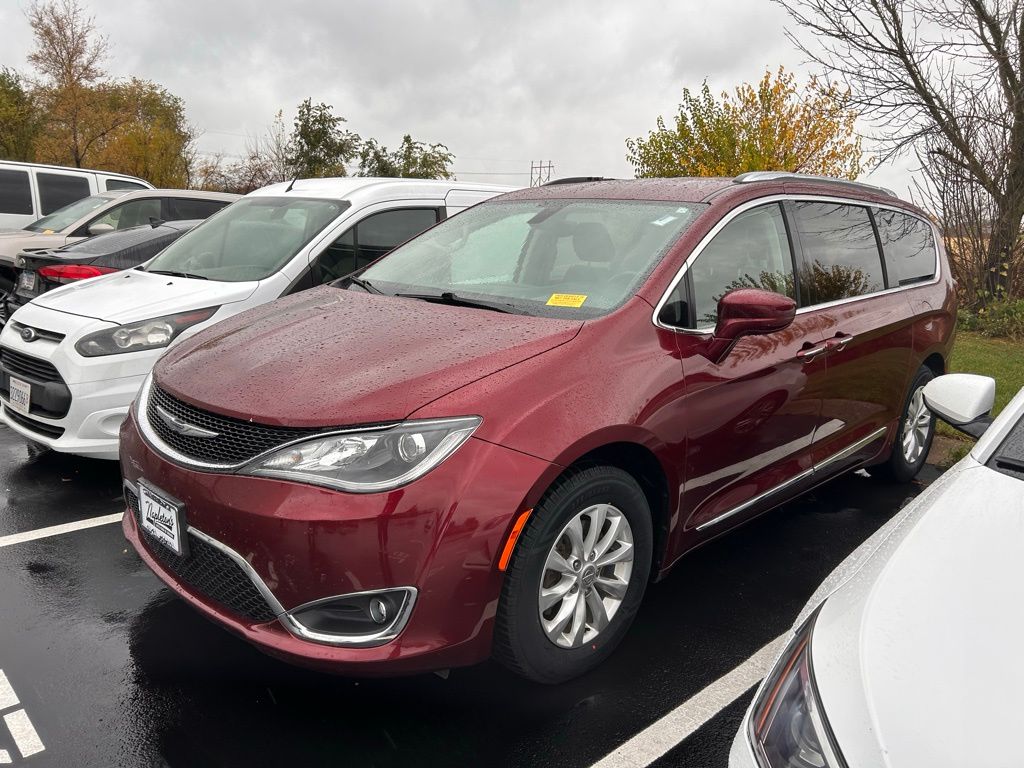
284, 176, 298, 193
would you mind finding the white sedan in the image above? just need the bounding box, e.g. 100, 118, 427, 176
730, 373, 1023, 768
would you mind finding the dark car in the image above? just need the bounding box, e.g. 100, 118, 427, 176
119, 172, 956, 683
1, 220, 201, 323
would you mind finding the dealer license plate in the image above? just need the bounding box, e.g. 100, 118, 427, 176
138, 481, 188, 557
16, 270, 37, 296
8, 377, 30, 416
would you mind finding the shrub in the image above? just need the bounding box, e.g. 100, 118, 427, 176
958, 299, 1024, 340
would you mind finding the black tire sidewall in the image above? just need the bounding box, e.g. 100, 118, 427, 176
496, 466, 653, 684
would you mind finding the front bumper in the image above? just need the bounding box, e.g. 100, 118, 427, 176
120, 412, 556, 675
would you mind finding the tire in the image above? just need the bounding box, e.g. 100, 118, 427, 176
493, 465, 653, 684
869, 365, 936, 483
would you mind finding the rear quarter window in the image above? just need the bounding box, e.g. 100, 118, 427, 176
874, 209, 937, 286
0, 169, 32, 215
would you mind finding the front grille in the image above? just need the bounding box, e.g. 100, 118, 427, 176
0, 347, 63, 383
9, 321, 65, 343
127, 487, 278, 624
147, 385, 325, 465
2, 406, 65, 438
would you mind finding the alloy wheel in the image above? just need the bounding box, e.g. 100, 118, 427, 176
902, 386, 932, 464
538, 503, 634, 649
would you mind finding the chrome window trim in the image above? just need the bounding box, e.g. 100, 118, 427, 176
651, 194, 942, 334
129, 476, 418, 648
695, 425, 890, 531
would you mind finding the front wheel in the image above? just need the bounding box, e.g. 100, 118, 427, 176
870, 365, 936, 483
493, 465, 653, 684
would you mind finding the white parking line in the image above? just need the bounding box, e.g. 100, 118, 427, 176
590, 635, 785, 768
0, 670, 45, 760
0, 514, 122, 549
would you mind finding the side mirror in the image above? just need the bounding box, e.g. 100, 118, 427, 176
706, 289, 796, 362
88, 222, 114, 236
922, 373, 996, 439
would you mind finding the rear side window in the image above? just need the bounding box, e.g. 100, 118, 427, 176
313, 208, 439, 285
166, 197, 229, 221
686, 203, 797, 328
105, 179, 146, 191
792, 202, 884, 305
874, 209, 936, 286
0, 169, 32, 215
38, 172, 90, 214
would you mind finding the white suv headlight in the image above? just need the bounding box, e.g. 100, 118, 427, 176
75, 307, 219, 357
241, 417, 481, 493
749, 615, 844, 767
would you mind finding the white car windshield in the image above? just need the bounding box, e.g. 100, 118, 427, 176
25, 195, 112, 233
145, 197, 346, 282
358, 199, 706, 318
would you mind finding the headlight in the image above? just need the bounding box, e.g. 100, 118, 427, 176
75, 307, 219, 357
749, 616, 844, 768
242, 416, 481, 493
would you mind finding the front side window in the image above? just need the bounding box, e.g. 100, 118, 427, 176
89, 197, 162, 231
24, 194, 110, 233
313, 208, 438, 285
792, 202, 884, 305
37, 172, 90, 215
166, 197, 229, 221
0, 169, 32, 215
360, 200, 706, 319
686, 203, 796, 328
874, 209, 936, 286
145, 197, 345, 282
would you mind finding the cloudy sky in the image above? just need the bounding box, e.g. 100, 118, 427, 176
0, 0, 917, 193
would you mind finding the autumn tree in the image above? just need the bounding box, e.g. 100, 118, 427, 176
357, 135, 455, 179
626, 67, 867, 179
776, 0, 1024, 301
287, 99, 360, 178
0, 69, 37, 160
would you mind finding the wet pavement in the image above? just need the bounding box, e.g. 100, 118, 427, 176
0, 421, 943, 768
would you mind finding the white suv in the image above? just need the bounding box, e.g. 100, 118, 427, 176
0, 177, 513, 459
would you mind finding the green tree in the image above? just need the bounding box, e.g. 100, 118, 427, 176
286, 98, 360, 178
626, 67, 866, 180
0, 68, 37, 160
357, 134, 455, 179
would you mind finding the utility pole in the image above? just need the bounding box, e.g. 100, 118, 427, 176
530, 161, 554, 187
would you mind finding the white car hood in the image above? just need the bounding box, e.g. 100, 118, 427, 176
29, 269, 259, 324
812, 460, 1024, 768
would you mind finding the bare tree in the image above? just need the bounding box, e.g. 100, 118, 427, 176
776, 0, 1024, 300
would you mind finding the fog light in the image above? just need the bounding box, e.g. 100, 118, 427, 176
284, 587, 417, 647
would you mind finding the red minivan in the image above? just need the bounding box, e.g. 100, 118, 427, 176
120, 173, 955, 683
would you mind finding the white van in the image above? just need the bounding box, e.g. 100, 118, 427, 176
0, 161, 152, 230
0, 177, 513, 459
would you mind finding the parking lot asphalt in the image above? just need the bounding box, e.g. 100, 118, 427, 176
0, 421, 943, 768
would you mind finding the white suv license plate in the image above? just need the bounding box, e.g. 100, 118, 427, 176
8, 377, 31, 416
138, 482, 188, 557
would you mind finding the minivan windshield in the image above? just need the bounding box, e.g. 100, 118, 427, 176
358, 200, 706, 318
25, 195, 112, 233
145, 196, 346, 282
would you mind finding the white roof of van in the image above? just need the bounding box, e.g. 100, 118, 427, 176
249, 177, 516, 204
0, 160, 150, 184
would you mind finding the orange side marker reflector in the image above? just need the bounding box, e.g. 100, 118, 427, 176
498, 509, 533, 571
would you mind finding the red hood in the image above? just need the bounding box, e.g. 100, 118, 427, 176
155, 287, 582, 427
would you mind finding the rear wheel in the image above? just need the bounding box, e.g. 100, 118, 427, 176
493, 465, 652, 684
870, 365, 936, 483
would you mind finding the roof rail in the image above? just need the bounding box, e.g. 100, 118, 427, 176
732, 171, 898, 199
541, 176, 615, 186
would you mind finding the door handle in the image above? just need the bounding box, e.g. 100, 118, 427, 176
826, 333, 854, 353
796, 344, 828, 363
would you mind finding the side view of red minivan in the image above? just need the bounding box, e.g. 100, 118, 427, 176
119, 173, 955, 683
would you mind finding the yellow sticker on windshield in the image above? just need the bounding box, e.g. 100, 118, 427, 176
43, 229, 53, 235
547, 293, 587, 308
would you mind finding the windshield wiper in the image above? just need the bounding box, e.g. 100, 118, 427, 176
338, 275, 381, 294
148, 269, 209, 280
395, 291, 518, 314
994, 455, 1024, 473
